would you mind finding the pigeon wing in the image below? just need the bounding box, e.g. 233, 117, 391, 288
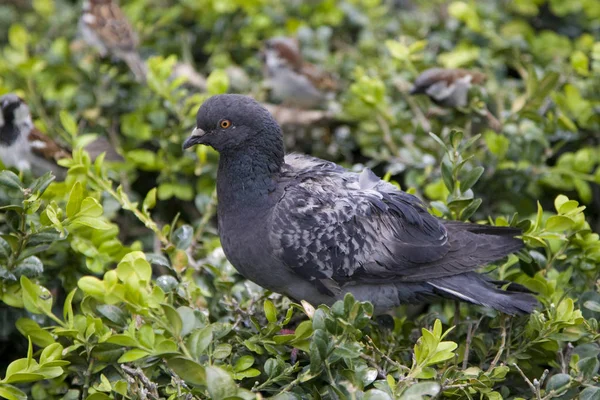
270, 155, 522, 291
269, 155, 453, 288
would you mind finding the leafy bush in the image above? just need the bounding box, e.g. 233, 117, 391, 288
1, 0, 599, 399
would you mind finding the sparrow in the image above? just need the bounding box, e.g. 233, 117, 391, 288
262, 37, 337, 109
410, 68, 502, 131
78, 0, 147, 82
410, 68, 487, 108
182, 94, 537, 315
0, 94, 121, 178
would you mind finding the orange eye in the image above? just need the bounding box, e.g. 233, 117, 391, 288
220, 119, 231, 129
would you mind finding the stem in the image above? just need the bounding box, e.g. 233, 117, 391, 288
487, 315, 507, 372
512, 363, 541, 400
81, 356, 95, 399
376, 113, 400, 157
86, 171, 171, 247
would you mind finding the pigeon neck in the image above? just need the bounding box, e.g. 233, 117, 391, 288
217, 144, 284, 209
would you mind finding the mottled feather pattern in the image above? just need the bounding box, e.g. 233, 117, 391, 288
270, 154, 523, 290
83, 0, 138, 52
28, 127, 70, 162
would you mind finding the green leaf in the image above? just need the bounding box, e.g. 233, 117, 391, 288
0, 237, 12, 260
187, 326, 213, 360
78, 198, 103, 218
580, 387, 600, 400
85, 393, 113, 400
577, 357, 599, 380
117, 349, 149, 363
166, 357, 206, 386
20, 276, 53, 315
364, 389, 392, 400
441, 162, 454, 192
583, 301, 600, 312
212, 343, 232, 359
77, 277, 105, 299
173, 225, 193, 250
117, 251, 152, 283
72, 217, 112, 230
13, 256, 43, 278
428, 132, 448, 152
545, 373, 571, 394
386, 40, 410, 61
14, 319, 54, 348
401, 382, 441, 399
545, 215, 574, 232
206, 69, 229, 95
40, 344, 63, 365
63, 289, 76, 324
137, 324, 155, 349
205, 366, 237, 400
460, 198, 482, 220
28, 172, 55, 195
177, 306, 197, 337
66, 182, 83, 218
233, 355, 255, 372
59, 111, 78, 138
264, 300, 277, 323
142, 188, 157, 213
161, 303, 183, 336
460, 166, 484, 191
8, 24, 28, 50
105, 334, 138, 347
0, 384, 27, 400
0, 171, 23, 190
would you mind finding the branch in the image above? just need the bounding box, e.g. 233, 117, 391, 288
121, 365, 161, 400
262, 103, 336, 126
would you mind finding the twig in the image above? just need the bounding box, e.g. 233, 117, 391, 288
365, 336, 410, 373
121, 365, 160, 399
375, 113, 400, 157
263, 103, 335, 126
462, 318, 481, 370
360, 353, 387, 379
487, 315, 507, 372
512, 363, 541, 400
81, 357, 95, 399
559, 343, 574, 374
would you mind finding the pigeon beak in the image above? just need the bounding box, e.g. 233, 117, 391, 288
182, 127, 206, 150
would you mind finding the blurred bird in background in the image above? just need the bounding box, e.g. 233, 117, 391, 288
410, 68, 487, 108
410, 67, 502, 131
0, 94, 122, 178
78, 0, 147, 82
262, 37, 337, 109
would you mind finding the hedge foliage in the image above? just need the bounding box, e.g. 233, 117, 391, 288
1, 0, 600, 399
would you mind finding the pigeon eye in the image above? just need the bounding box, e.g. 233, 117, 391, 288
219, 119, 231, 129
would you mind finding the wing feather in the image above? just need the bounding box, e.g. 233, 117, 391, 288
270, 154, 522, 289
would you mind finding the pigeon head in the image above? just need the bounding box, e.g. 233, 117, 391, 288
0, 94, 33, 146
183, 94, 284, 157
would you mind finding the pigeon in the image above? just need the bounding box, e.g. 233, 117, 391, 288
262, 37, 337, 109
0, 94, 122, 178
183, 94, 537, 315
410, 68, 487, 108
78, 0, 147, 82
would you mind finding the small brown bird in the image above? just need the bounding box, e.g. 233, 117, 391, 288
0, 94, 121, 178
410, 68, 487, 108
78, 0, 147, 82
262, 37, 337, 109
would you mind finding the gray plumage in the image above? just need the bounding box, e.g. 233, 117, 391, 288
183, 94, 537, 315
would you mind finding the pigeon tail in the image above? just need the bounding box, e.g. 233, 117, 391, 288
428, 273, 538, 315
